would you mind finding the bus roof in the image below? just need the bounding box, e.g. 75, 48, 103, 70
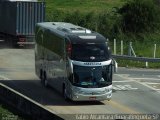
37, 22, 108, 43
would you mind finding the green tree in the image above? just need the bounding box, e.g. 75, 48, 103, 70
118, 0, 160, 33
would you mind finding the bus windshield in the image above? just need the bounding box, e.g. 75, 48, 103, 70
71, 43, 111, 62
72, 65, 112, 88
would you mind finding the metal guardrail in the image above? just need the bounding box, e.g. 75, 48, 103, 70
112, 55, 160, 62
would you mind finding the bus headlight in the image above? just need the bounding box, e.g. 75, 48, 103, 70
105, 88, 112, 93
72, 87, 82, 94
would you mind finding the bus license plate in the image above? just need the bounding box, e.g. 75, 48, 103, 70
89, 97, 96, 100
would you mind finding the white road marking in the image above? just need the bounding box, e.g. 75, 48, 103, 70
113, 80, 134, 83
113, 74, 139, 90
134, 81, 160, 94
0, 75, 10, 80
113, 85, 138, 91
142, 82, 160, 90
143, 82, 160, 84
133, 78, 160, 81
115, 74, 130, 77
116, 74, 160, 93
116, 74, 160, 80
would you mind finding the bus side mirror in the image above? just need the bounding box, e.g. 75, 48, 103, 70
112, 59, 118, 73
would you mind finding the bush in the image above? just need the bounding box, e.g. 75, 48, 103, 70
97, 12, 114, 38
45, 1, 160, 41
118, 0, 160, 33
46, 9, 66, 22
64, 11, 118, 39
64, 11, 85, 25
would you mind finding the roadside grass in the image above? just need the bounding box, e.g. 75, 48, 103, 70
110, 39, 160, 58
0, 105, 10, 114
110, 32, 160, 57
45, 0, 126, 13
116, 59, 160, 68
0, 104, 25, 120
0, 104, 17, 119
110, 33, 160, 68
109, 32, 160, 68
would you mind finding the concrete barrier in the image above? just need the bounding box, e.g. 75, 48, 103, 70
0, 83, 63, 120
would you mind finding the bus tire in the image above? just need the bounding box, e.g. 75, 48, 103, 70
43, 72, 48, 88
63, 85, 69, 101
40, 69, 43, 83
107, 98, 111, 101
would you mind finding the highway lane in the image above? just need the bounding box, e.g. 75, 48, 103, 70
0, 48, 160, 119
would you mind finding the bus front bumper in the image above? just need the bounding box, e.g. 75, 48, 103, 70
71, 91, 112, 101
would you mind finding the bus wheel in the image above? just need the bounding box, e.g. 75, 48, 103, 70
40, 70, 43, 83
43, 72, 48, 87
63, 85, 69, 101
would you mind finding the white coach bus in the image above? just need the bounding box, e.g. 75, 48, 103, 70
35, 22, 117, 101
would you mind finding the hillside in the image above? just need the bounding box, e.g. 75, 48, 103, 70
44, 0, 160, 68
45, 0, 127, 13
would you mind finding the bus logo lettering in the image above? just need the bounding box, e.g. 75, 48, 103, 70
84, 62, 101, 66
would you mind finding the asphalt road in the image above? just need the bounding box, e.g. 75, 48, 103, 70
0, 48, 160, 119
